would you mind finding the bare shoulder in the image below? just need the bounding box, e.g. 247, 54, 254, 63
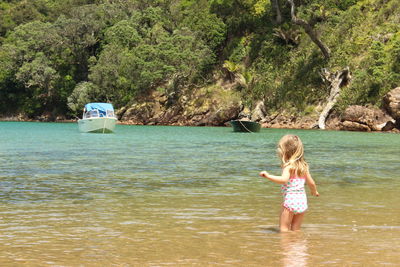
282, 165, 293, 175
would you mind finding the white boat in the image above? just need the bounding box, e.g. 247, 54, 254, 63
78, 103, 117, 133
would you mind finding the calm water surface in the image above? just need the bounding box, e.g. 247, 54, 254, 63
0, 122, 399, 266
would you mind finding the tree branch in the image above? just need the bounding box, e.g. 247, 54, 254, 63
318, 67, 351, 129
271, 0, 283, 24
287, 0, 330, 59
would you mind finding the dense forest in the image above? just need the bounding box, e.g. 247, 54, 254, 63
0, 0, 399, 124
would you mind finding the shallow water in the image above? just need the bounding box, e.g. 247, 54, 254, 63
0, 122, 399, 266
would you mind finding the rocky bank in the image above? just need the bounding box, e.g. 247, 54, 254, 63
117, 86, 242, 127
3, 87, 400, 133
117, 86, 400, 133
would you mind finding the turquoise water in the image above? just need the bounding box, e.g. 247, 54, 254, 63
1, 122, 399, 265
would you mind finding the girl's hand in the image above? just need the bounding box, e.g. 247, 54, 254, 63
312, 191, 320, 197
259, 171, 269, 179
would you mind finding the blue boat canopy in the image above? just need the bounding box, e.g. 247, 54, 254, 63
84, 103, 114, 117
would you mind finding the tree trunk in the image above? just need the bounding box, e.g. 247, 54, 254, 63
272, 0, 283, 24
287, 0, 330, 59
318, 67, 351, 129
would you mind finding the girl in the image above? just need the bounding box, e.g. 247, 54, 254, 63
259, 134, 319, 232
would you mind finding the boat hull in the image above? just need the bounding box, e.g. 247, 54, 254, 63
230, 120, 261, 133
78, 117, 117, 133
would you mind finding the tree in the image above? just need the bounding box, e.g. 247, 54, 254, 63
53, 5, 107, 82
15, 53, 60, 107
89, 21, 213, 107
318, 67, 351, 129
67, 81, 99, 115
271, 0, 282, 24
81, 4, 215, 108
287, 0, 330, 59
0, 21, 64, 115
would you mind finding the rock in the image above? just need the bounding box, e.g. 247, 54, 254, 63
56, 115, 67, 121
120, 86, 241, 126
381, 121, 396, 131
159, 106, 182, 124
340, 105, 393, 131
196, 105, 241, 126
325, 112, 340, 130
115, 106, 127, 119
383, 87, 400, 128
36, 112, 54, 122
238, 106, 251, 119
340, 121, 371, 131
122, 103, 155, 124
383, 87, 400, 119
251, 101, 267, 122
262, 113, 318, 129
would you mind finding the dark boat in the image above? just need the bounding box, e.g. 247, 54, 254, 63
230, 120, 261, 133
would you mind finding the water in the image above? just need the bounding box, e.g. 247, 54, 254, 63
0, 122, 399, 266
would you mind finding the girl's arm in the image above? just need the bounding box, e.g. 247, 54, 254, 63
305, 171, 319, 196
259, 166, 291, 185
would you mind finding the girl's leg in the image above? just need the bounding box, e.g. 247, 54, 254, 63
291, 212, 305, 231
279, 206, 294, 232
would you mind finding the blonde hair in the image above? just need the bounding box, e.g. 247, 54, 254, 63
277, 134, 309, 177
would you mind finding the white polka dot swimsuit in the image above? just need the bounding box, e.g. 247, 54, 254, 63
281, 176, 307, 214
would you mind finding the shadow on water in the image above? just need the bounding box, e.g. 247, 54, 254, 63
259, 226, 280, 234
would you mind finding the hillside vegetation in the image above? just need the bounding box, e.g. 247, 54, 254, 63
0, 0, 399, 121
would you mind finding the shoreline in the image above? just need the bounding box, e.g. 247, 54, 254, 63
1, 117, 399, 133
2, 89, 398, 133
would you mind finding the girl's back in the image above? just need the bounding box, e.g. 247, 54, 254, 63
282, 176, 306, 193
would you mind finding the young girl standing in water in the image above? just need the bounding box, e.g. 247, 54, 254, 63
259, 135, 319, 232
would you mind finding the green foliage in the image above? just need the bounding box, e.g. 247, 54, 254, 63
180, 6, 226, 51
15, 52, 60, 102
0, 0, 399, 119
0, 2, 112, 116
0, 0, 100, 41
228, 36, 250, 63
329, 0, 400, 109
223, 60, 241, 73
0, 21, 62, 115
90, 23, 213, 107
104, 20, 141, 48
210, 0, 268, 36
388, 32, 400, 74
67, 81, 99, 115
